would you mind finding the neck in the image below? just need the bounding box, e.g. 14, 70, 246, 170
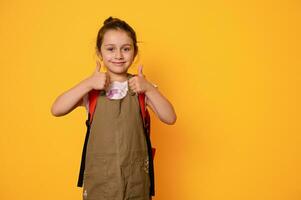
107, 71, 129, 82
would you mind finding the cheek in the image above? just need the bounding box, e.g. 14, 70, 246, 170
102, 54, 113, 61
125, 52, 135, 61
102, 57, 112, 66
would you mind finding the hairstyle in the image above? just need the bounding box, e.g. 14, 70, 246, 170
96, 17, 138, 58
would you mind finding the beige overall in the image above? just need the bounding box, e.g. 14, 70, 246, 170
82, 80, 150, 200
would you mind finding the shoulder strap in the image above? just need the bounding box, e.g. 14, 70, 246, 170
138, 93, 156, 159
138, 93, 147, 126
138, 92, 156, 196
88, 89, 100, 125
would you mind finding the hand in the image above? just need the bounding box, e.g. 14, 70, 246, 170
128, 65, 154, 94
88, 60, 110, 90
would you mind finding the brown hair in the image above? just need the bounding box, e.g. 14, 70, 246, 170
96, 17, 138, 58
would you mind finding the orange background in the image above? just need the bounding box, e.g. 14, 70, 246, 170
0, 0, 300, 200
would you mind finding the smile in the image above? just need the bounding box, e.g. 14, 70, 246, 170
112, 62, 126, 65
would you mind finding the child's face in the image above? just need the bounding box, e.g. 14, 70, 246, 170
100, 29, 135, 76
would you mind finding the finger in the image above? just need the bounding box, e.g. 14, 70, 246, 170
106, 73, 111, 83
128, 77, 136, 85
105, 72, 110, 81
138, 65, 143, 77
130, 86, 137, 93
95, 60, 101, 72
128, 81, 135, 89
105, 72, 110, 88
128, 79, 136, 88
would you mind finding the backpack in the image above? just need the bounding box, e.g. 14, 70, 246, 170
77, 89, 156, 196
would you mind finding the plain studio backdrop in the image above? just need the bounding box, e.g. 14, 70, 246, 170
0, 0, 300, 200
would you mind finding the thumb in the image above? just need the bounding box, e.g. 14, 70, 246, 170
138, 65, 144, 77
95, 60, 101, 72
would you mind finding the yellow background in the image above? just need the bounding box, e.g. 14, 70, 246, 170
0, 0, 300, 199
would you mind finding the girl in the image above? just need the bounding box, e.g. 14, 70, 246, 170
51, 16, 176, 200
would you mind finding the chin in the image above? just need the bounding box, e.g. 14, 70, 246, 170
109, 68, 129, 74
109, 66, 130, 73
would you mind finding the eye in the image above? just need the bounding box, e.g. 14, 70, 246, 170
123, 47, 131, 51
107, 48, 114, 51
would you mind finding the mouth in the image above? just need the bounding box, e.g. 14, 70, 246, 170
112, 61, 126, 65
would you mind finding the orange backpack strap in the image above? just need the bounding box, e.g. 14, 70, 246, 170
138, 93, 147, 125
138, 93, 156, 158
88, 89, 100, 124
138, 93, 156, 196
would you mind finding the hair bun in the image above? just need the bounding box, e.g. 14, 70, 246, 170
103, 16, 115, 25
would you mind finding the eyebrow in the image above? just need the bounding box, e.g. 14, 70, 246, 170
104, 44, 132, 47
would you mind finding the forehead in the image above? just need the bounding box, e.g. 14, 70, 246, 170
102, 29, 133, 46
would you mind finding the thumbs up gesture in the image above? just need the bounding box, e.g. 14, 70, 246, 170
128, 65, 154, 94
88, 60, 110, 90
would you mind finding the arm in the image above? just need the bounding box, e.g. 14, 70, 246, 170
145, 85, 177, 125
51, 61, 108, 117
127, 65, 177, 125
50, 78, 92, 117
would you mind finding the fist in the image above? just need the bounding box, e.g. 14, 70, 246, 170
128, 65, 152, 94
89, 60, 110, 90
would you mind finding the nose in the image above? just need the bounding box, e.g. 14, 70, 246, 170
115, 49, 124, 60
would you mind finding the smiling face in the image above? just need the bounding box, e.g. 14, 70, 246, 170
99, 29, 135, 76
